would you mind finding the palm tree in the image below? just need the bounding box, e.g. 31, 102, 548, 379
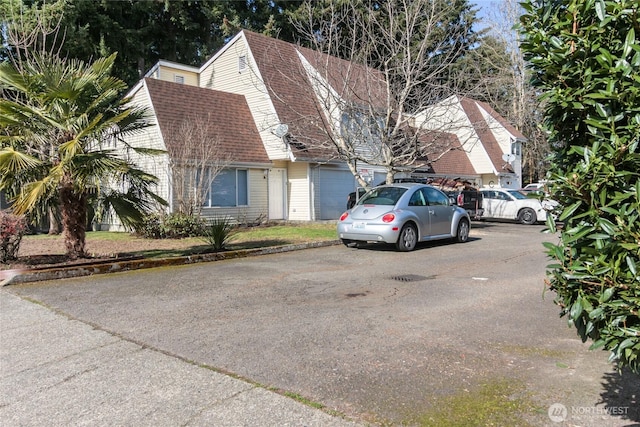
0, 52, 165, 259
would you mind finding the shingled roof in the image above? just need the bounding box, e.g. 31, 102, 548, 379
242, 30, 387, 161
418, 131, 477, 176
144, 78, 269, 164
241, 31, 326, 160
460, 98, 525, 174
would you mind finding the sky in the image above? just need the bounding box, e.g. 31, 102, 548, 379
471, 0, 521, 36
473, 0, 503, 23
469, 0, 497, 33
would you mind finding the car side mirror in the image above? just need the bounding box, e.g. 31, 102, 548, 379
449, 196, 456, 205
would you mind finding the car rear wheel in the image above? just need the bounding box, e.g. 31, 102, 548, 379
455, 219, 469, 243
518, 208, 537, 225
396, 223, 417, 252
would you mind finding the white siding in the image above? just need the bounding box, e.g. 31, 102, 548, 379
199, 35, 289, 160
127, 86, 171, 206
104, 85, 171, 231
481, 174, 499, 188
477, 104, 523, 188
287, 162, 311, 220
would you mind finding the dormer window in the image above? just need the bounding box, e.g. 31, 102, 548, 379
238, 55, 247, 73
174, 75, 185, 84
511, 141, 522, 157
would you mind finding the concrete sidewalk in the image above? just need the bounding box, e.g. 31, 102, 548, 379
0, 290, 361, 426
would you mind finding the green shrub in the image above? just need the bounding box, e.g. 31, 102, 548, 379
162, 213, 206, 238
135, 214, 165, 239
202, 216, 236, 251
520, 0, 640, 372
135, 213, 206, 239
0, 211, 27, 262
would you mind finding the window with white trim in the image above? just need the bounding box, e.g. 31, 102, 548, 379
511, 141, 522, 156
203, 169, 248, 207
174, 75, 185, 84
238, 55, 247, 73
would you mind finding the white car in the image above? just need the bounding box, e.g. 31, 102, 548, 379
521, 182, 546, 192
479, 188, 549, 225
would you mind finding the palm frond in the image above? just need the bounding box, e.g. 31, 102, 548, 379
90, 53, 118, 78
0, 102, 31, 127
0, 147, 42, 172
100, 186, 166, 228
12, 176, 58, 215
0, 61, 30, 93
58, 137, 84, 158
69, 151, 122, 185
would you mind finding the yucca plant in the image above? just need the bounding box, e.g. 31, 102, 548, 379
202, 216, 236, 251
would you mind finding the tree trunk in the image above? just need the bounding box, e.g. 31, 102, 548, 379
386, 170, 395, 184
59, 179, 88, 259
48, 206, 61, 235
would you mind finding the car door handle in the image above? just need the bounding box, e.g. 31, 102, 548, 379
429, 210, 435, 215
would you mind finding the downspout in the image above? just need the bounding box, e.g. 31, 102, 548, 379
167, 161, 174, 214
310, 163, 317, 221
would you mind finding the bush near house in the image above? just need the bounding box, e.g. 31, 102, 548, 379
135, 213, 207, 239
0, 211, 27, 262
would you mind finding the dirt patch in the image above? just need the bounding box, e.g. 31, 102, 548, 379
2, 234, 203, 271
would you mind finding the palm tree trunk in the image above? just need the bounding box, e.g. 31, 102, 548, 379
59, 179, 88, 259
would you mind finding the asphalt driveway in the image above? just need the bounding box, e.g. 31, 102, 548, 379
4, 222, 639, 425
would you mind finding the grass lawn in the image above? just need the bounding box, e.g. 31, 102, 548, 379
14, 222, 339, 263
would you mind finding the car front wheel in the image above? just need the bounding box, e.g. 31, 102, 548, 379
518, 208, 537, 225
455, 219, 469, 243
396, 223, 417, 252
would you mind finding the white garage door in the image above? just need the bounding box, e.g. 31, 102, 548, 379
317, 168, 356, 220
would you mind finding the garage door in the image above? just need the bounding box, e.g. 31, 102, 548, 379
317, 168, 356, 220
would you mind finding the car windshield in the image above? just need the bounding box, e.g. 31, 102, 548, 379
359, 187, 408, 206
507, 190, 528, 199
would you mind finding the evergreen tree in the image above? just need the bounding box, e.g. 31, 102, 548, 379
520, 0, 640, 372
1, 0, 305, 86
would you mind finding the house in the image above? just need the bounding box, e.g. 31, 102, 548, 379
197, 30, 376, 221
410, 96, 527, 189
113, 76, 271, 230
117, 30, 527, 228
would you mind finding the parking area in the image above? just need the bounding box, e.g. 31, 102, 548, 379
3, 222, 639, 425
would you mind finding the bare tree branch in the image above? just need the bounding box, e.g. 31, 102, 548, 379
279, 0, 477, 186
165, 115, 232, 215
2, 0, 67, 71
473, 0, 552, 183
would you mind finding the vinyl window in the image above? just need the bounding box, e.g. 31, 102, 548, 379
203, 169, 248, 207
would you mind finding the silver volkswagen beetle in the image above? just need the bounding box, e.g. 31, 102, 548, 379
337, 183, 470, 251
